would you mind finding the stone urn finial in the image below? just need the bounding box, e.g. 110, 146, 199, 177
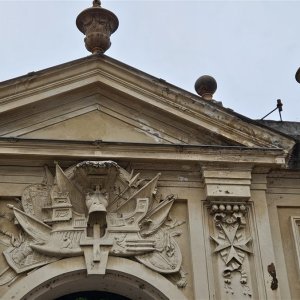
76, 1, 119, 54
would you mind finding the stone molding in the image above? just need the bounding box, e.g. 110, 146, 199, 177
2, 256, 187, 300
0, 55, 295, 152
291, 216, 300, 278
0, 139, 287, 166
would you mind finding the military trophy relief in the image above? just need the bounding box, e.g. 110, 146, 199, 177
209, 201, 253, 298
0, 161, 187, 289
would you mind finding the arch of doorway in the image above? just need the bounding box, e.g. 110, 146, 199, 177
3, 256, 187, 300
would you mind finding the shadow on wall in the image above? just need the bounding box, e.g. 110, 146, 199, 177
56, 290, 131, 300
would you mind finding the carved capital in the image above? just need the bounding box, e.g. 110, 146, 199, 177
202, 166, 252, 201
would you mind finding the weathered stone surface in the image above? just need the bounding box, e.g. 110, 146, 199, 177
0, 48, 299, 300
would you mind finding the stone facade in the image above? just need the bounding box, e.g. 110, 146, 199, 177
0, 54, 299, 299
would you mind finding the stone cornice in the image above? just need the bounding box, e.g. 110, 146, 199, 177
0, 138, 286, 166
0, 55, 295, 153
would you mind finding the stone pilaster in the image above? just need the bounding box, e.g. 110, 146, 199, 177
202, 165, 262, 298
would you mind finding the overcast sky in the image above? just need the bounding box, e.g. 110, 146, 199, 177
0, 0, 300, 121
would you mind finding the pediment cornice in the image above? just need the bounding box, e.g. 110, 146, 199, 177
0, 55, 295, 154
0, 138, 287, 167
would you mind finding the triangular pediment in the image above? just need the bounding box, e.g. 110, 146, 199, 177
19, 108, 179, 144
0, 55, 295, 152
19, 110, 164, 143
0, 91, 236, 146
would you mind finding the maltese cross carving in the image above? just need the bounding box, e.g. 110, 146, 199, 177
211, 223, 252, 266
209, 203, 253, 297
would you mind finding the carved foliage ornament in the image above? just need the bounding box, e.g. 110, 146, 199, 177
209, 202, 253, 297
0, 161, 186, 288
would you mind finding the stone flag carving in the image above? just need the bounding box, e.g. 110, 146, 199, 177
0, 161, 186, 287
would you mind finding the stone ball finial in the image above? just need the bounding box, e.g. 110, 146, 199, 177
76, 1, 119, 54
296, 67, 300, 84
194, 75, 217, 100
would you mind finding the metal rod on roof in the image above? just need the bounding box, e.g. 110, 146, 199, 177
261, 99, 283, 121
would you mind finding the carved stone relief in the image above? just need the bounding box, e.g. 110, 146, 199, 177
209, 202, 253, 297
0, 161, 186, 288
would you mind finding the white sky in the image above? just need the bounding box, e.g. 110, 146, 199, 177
0, 0, 300, 121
